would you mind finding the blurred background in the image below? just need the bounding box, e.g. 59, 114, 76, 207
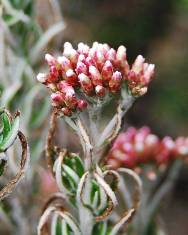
0, 0, 188, 234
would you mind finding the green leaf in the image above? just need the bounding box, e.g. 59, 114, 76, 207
51, 214, 62, 235
2, 113, 11, 139
92, 221, 108, 235
71, 154, 84, 178
0, 114, 20, 152
0, 160, 6, 176
64, 154, 84, 178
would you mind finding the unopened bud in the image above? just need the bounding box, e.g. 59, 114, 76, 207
95, 85, 105, 97
78, 73, 93, 94
62, 107, 72, 116
65, 69, 78, 85
45, 54, 56, 66
37, 73, 47, 83
132, 55, 145, 74
58, 81, 75, 96
109, 71, 122, 93
78, 43, 89, 54
77, 100, 87, 110
106, 48, 116, 62
101, 60, 113, 82
51, 92, 64, 104
89, 65, 102, 86
116, 45, 127, 61
57, 56, 72, 71
76, 62, 87, 74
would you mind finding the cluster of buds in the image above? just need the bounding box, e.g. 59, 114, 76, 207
37, 42, 155, 116
108, 126, 188, 169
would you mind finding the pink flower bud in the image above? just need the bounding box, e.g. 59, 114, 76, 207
63, 42, 78, 64
116, 45, 127, 62
51, 92, 64, 104
37, 73, 47, 83
88, 47, 97, 59
76, 62, 87, 74
85, 56, 95, 67
96, 51, 105, 67
101, 60, 113, 82
144, 64, 155, 84
95, 85, 105, 97
77, 100, 87, 110
106, 48, 116, 62
78, 43, 89, 55
78, 54, 86, 63
132, 55, 145, 74
62, 107, 72, 116
92, 41, 99, 49
109, 71, 122, 93
57, 56, 72, 71
45, 54, 56, 66
89, 66, 102, 86
50, 65, 59, 80
64, 42, 73, 50
58, 81, 75, 96
162, 137, 175, 150
65, 69, 78, 86
78, 73, 93, 94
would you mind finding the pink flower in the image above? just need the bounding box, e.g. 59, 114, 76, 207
37, 42, 155, 116
107, 126, 188, 169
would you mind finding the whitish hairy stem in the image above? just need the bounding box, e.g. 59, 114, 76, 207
88, 102, 102, 145
75, 117, 93, 170
97, 95, 134, 148
76, 172, 94, 235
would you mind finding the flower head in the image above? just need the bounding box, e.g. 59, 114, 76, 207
108, 126, 188, 169
37, 42, 155, 116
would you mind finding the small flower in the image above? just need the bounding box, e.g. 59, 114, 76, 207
126, 55, 155, 96
37, 42, 155, 116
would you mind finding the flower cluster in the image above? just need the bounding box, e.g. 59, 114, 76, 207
108, 126, 188, 169
37, 42, 155, 116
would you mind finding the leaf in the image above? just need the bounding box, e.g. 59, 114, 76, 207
92, 221, 107, 235
64, 154, 84, 178
0, 160, 6, 176
51, 214, 62, 235
0, 113, 20, 152
2, 113, 11, 139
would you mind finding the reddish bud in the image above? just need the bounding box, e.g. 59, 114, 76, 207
45, 54, 56, 66
37, 73, 47, 83
57, 56, 72, 71
58, 81, 75, 96
51, 92, 64, 104
95, 85, 105, 97
76, 62, 87, 74
106, 48, 116, 63
65, 69, 78, 86
78, 73, 93, 94
77, 100, 87, 110
89, 66, 102, 86
101, 60, 113, 82
62, 107, 72, 116
109, 71, 122, 93
116, 45, 127, 62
